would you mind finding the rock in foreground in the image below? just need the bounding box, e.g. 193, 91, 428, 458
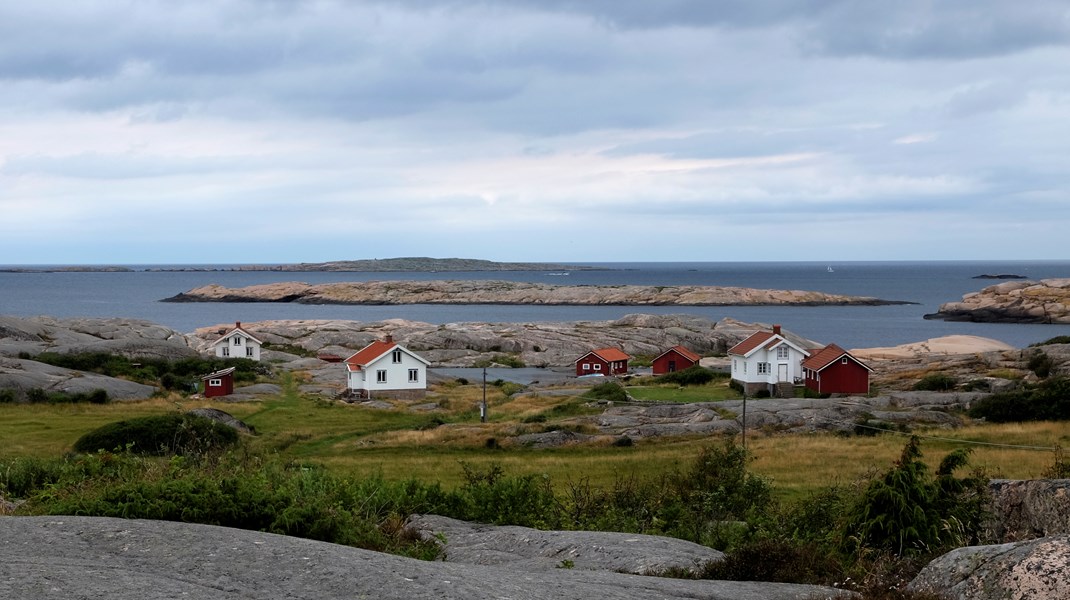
907, 534, 1070, 600
926, 279, 1070, 323
0, 516, 848, 600
163, 279, 909, 306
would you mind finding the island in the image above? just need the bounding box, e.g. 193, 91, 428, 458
161, 280, 913, 306
149, 257, 597, 272
925, 278, 1070, 323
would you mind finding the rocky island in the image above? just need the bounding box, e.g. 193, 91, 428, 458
925, 278, 1070, 323
162, 280, 911, 306
151, 257, 595, 272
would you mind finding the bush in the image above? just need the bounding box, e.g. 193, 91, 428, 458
0, 389, 15, 403
654, 366, 721, 386
1027, 351, 1055, 378
584, 381, 628, 403
73, 414, 240, 456
1031, 336, 1070, 346
700, 538, 845, 585
969, 376, 1070, 423
913, 373, 956, 391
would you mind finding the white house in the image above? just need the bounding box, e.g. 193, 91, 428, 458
209, 321, 263, 361
344, 335, 430, 399
728, 325, 811, 397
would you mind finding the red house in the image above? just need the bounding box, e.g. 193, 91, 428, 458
652, 345, 701, 375
202, 367, 236, 398
801, 344, 872, 395
575, 348, 631, 376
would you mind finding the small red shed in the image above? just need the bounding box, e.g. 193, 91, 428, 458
801, 344, 872, 395
652, 345, 701, 375
575, 348, 631, 377
202, 367, 236, 398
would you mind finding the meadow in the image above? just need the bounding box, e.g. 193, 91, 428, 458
3, 374, 1067, 499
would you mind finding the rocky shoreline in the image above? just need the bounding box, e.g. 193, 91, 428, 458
926, 278, 1070, 323
162, 280, 912, 306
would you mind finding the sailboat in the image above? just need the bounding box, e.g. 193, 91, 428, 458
827, 265, 834, 273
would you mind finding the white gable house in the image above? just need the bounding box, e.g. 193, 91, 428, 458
344, 335, 430, 400
728, 325, 811, 397
209, 321, 263, 361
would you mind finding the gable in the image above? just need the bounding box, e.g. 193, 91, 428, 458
575, 348, 630, 364
801, 344, 872, 373
209, 324, 263, 348
345, 340, 429, 369
654, 346, 700, 363
729, 332, 809, 359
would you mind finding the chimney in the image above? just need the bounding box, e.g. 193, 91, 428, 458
384, 334, 393, 344
772, 325, 781, 336
235, 321, 241, 329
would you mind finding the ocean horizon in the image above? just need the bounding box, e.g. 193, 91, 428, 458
3, 260, 1070, 350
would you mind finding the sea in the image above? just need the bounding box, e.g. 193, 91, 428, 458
2, 260, 1070, 350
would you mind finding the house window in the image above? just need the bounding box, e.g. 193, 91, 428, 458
246, 347, 254, 357
233, 336, 242, 346
758, 362, 770, 374
594, 364, 602, 371
222, 347, 230, 357
582, 363, 591, 370
392, 349, 402, 363
841, 358, 849, 364
777, 346, 788, 359
208, 378, 221, 387
408, 369, 419, 383
743, 362, 747, 374
376, 370, 387, 383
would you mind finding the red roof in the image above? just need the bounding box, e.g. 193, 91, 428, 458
727, 331, 777, 356
576, 347, 631, 363
344, 339, 397, 371
801, 344, 872, 372
656, 345, 701, 363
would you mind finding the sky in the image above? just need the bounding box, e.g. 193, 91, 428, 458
2, 1, 1069, 264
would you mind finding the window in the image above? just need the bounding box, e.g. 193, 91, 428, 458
408, 368, 419, 383
841, 358, 849, 364
392, 349, 402, 363
222, 347, 230, 357
376, 370, 387, 383
776, 346, 788, 360
233, 336, 242, 346
758, 362, 770, 374
593, 363, 602, 371
582, 363, 591, 370
208, 378, 221, 387
743, 362, 747, 374
246, 347, 254, 357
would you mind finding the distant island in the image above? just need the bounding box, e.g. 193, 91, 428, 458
972, 274, 1027, 280
0, 266, 134, 273
162, 280, 914, 306
148, 257, 599, 273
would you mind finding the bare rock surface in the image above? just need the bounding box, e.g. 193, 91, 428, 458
406, 514, 724, 575
907, 534, 1070, 600
592, 391, 982, 438
0, 357, 156, 400
926, 278, 1070, 323
186, 408, 255, 434
164, 279, 908, 306
0, 315, 196, 360
987, 479, 1070, 544
0, 516, 850, 600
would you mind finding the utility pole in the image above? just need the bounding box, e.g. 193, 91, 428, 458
741, 390, 747, 449
481, 367, 487, 423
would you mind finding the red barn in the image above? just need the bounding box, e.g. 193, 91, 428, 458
202, 367, 236, 398
801, 344, 872, 395
575, 348, 631, 376
652, 345, 701, 375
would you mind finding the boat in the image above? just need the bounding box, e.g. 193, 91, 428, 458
827, 266, 834, 273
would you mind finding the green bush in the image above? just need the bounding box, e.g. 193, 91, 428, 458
654, 366, 722, 386
1031, 336, 1070, 346
0, 389, 15, 403
73, 414, 240, 456
1027, 351, 1055, 378
913, 373, 956, 391
968, 377, 1070, 422
584, 381, 628, 403
700, 538, 845, 584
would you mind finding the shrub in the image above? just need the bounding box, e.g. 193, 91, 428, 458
0, 389, 15, 403
969, 377, 1070, 422
1027, 350, 1055, 378
654, 366, 721, 386
1031, 336, 1070, 346
584, 381, 628, 403
913, 373, 956, 391
73, 414, 240, 456
700, 538, 845, 585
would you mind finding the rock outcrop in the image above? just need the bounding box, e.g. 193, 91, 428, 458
926, 279, 1070, 323
0, 315, 196, 360
0, 357, 156, 400
987, 479, 1070, 544
163, 279, 909, 306
406, 514, 723, 575
0, 516, 851, 600
907, 534, 1070, 600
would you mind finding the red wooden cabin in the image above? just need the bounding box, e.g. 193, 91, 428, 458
652, 345, 701, 375
801, 344, 872, 395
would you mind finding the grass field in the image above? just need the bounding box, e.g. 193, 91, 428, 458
3, 377, 1069, 499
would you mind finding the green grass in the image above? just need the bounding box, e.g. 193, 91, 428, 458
626, 381, 740, 402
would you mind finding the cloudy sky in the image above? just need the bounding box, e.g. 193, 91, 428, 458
2, 1, 1069, 264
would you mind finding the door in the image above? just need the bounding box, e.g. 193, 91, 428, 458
778, 364, 788, 382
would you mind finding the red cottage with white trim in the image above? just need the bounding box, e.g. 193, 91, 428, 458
801, 344, 872, 395
575, 348, 631, 376
652, 345, 701, 375
202, 367, 236, 398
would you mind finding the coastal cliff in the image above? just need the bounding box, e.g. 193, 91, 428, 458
163, 280, 909, 306
925, 279, 1070, 323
